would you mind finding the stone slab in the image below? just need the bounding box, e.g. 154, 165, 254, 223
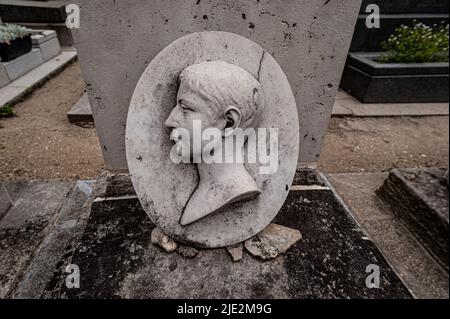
0, 64, 9, 88
0, 183, 12, 220
41, 186, 411, 298
16, 22, 74, 48
335, 90, 352, 101
3, 48, 44, 82
38, 37, 61, 62
0, 180, 72, 298
345, 53, 448, 77
331, 102, 353, 117
326, 173, 393, 222
12, 180, 95, 299
0, 51, 77, 108
331, 90, 449, 117
0, 0, 67, 23
340, 53, 449, 103
31, 30, 58, 46
67, 93, 94, 123
0, 85, 24, 107
68, 0, 361, 170
327, 172, 449, 299
349, 103, 450, 117
376, 168, 449, 270
293, 166, 326, 186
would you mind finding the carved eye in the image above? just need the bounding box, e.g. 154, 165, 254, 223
179, 101, 192, 112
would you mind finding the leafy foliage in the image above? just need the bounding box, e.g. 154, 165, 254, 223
0, 105, 15, 118
380, 22, 449, 63
0, 23, 31, 44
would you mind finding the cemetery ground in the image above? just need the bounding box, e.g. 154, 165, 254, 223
0, 60, 448, 299
0, 60, 448, 181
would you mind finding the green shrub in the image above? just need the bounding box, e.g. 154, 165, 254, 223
380, 22, 449, 63
0, 105, 15, 118
0, 23, 31, 44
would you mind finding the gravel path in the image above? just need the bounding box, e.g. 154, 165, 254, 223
0, 61, 104, 181
319, 116, 449, 173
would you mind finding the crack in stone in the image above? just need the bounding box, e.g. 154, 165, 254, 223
321, 0, 331, 7
257, 50, 265, 81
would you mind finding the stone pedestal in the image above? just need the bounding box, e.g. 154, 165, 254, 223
40, 171, 411, 299
377, 168, 449, 270
31, 30, 61, 61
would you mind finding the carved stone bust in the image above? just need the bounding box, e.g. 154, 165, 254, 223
126, 31, 299, 248
164, 61, 264, 225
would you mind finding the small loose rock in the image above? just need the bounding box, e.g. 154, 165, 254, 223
226, 243, 244, 262
176, 245, 199, 258
151, 227, 178, 253
244, 223, 301, 260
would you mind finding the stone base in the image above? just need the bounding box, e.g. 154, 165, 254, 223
340, 53, 449, 104
0, 180, 95, 298
31, 30, 61, 62
1, 51, 77, 109
0, 1, 67, 24
1, 30, 62, 89
376, 168, 449, 270
2, 49, 44, 82
40, 172, 411, 299
67, 93, 94, 124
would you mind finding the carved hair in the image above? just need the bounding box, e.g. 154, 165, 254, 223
179, 61, 264, 129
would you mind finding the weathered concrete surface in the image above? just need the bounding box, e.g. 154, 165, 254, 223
102, 173, 136, 198
67, 0, 362, 170
42, 187, 411, 299
12, 180, 95, 298
327, 172, 449, 299
376, 168, 449, 270
294, 166, 325, 186
3, 49, 44, 82
332, 90, 450, 117
0, 180, 72, 298
0, 184, 12, 220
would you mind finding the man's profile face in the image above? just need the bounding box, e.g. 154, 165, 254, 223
165, 80, 226, 157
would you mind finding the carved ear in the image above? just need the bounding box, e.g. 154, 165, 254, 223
253, 88, 259, 108
224, 106, 241, 136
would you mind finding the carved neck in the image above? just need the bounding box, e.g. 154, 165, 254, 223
180, 162, 261, 226
196, 162, 246, 184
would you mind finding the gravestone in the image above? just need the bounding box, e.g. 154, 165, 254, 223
38, 0, 413, 299
67, 0, 362, 170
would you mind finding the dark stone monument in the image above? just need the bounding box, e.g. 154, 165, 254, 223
377, 168, 449, 271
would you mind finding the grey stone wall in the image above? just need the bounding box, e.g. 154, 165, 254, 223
68, 0, 361, 171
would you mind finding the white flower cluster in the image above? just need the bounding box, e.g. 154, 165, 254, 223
0, 23, 31, 44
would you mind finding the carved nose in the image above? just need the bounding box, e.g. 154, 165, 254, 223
165, 108, 178, 128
